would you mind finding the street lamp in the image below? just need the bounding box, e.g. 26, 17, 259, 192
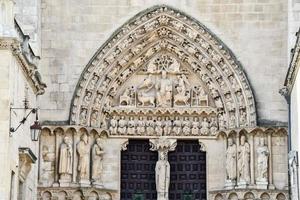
10, 108, 42, 141
30, 117, 42, 142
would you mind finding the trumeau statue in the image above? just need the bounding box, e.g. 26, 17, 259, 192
156, 151, 170, 200
59, 136, 73, 180
77, 134, 90, 181
92, 138, 104, 183
256, 137, 269, 182
226, 137, 237, 182
238, 135, 250, 184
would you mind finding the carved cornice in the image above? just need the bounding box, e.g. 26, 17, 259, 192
41, 125, 287, 138
0, 19, 46, 95
284, 28, 300, 95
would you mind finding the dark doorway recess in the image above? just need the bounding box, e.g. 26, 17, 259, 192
121, 140, 157, 200
169, 140, 207, 200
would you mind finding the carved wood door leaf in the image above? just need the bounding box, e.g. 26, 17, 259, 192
169, 140, 207, 200
121, 140, 158, 200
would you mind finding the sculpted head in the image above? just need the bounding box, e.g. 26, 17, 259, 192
81, 133, 88, 144
240, 135, 246, 145
96, 137, 102, 146
64, 136, 71, 144
228, 137, 233, 146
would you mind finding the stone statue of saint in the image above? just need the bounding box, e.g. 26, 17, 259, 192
156, 70, 172, 107
155, 117, 163, 136
256, 137, 269, 182
137, 116, 146, 135
109, 116, 118, 135
127, 117, 136, 135
59, 136, 73, 179
77, 134, 90, 180
238, 135, 250, 183
210, 118, 218, 135
182, 117, 191, 136
173, 116, 182, 135
163, 117, 172, 135
146, 117, 155, 135
92, 138, 104, 182
118, 116, 127, 135
200, 117, 210, 135
226, 138, 237, 181
191, 117, 200, 135
155, 151, 170, 200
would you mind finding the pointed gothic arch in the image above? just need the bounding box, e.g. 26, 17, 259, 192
69, 5, 257, 135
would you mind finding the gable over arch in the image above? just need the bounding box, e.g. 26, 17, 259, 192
69, 5, 257, 134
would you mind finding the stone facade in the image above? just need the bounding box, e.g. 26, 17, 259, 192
39, 0, 288, 125
37, 5, 289, 200
0, 0, 298, 200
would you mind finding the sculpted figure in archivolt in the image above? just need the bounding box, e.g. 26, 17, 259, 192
238, 135, 250, 183
77, 133, 90, 180
226, 137, 237, 181
59, 136, 73, 179
156, 151, 170, 200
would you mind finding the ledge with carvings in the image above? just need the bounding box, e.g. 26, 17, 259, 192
0, 19, 46, 95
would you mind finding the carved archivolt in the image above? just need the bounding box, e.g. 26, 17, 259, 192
70, 5, 257, 136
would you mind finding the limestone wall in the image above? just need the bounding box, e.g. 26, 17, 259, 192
14, 0, 41, 54
0, 49, 39, 200
288, 0, 300, 59
39, 0, 288, 125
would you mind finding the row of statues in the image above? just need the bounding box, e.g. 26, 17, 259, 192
58, 134, 104, 186
226, 135, 269, 188
109, 115, 219, 136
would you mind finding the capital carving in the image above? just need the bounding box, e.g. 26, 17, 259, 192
149, 137, 177, 153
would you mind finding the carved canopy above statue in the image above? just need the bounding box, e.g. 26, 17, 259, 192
70, 5, 257, 136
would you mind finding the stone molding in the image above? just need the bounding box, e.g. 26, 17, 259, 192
19, 147, 37, 182
0, 19, 46, 95
209, 189, 288, 200
284, 28, 300, 95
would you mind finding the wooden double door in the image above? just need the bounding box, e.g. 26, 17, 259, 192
121, 140, 206, 200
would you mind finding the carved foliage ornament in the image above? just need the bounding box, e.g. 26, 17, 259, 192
70, 5, 257, 133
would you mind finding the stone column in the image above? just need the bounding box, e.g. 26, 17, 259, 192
268, 133, 274, 189
149, 137, 177, 200
72, 130, 77, 183
236, 133, 240, 184
54, 129, 60, 185
250, 133, 255, 186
